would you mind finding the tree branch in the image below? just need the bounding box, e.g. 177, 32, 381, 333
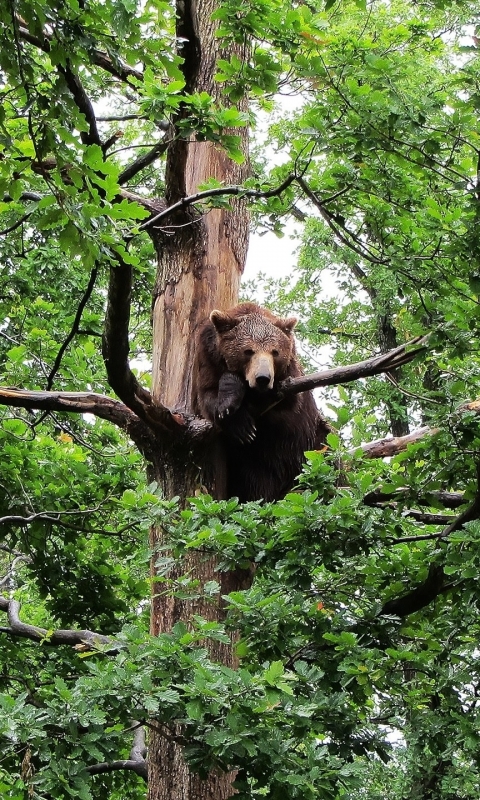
401, 510, 455, 525
0, 336, 432, 448
350, 427, 433, 458
0, 555, 31, 589
46, 266, 98, 390
353, 398, 480, 459
118, 136, 171, 186
380, 464, 480, 618
87, 723, 147, 781
364, 489, 466, 509
278, 335, 429, 397
102, 260, 177, 431
0, 387, 157, 459
0, 212, 32, 236
16, 20, 143, 83
87, 758, 147, 780
380, 564, 446, 618
297, 175, 387, 266
0, 595, 121, 652
57, 63, 101, 147
138, 174, 297, 231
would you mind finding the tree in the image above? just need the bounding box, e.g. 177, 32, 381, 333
2, 0, 480, 799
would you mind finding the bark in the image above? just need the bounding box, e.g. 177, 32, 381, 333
147, 1, 250, 797
377, 313, 410, 437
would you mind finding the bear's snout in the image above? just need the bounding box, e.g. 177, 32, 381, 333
246, 352, 274, 392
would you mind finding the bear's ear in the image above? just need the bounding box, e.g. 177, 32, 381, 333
276, 316, 297, 335
210, 310, 240, 333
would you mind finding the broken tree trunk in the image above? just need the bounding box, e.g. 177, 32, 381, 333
146, 1, 250, 797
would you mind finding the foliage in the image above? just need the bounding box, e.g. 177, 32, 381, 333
2, 0, 480, 798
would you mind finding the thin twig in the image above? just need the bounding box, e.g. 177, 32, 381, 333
46, 267, 98, 390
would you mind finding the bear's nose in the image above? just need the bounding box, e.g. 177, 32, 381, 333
255, 374, 271, 390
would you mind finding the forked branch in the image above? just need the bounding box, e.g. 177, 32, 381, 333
0, 334, 431, 446
0, 387, 157, 460
87, 724, 147, 781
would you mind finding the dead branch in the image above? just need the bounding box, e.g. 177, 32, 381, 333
351, 427, 433, 458
87, 758, 147, 780
0, 387, 136, 424
0, 387, 157, 459
353, 398, 480, 459
279, 335, 429, 396
97, 114, 147, 122
0, 555, 32, 589
0, 595, 121, 652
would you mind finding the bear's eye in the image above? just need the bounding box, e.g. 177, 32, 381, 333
272, 349, 279, 357
244, 348, 255, 356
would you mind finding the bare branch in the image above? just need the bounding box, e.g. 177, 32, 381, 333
46, 267, 98, 390
138, 174, 297, 231
118, 136, 171, 186
0, 386, 135, 424
97, 114, 147, 122
0, 386, 157, 459
87, 723, 147, 781
278, 335, 429, 397
0, 595, 121, 652
58, 63, 101, 147
354, 398, 480, 459
87, 758, 147, 780
350, 427, 432, 458
0, 504, 117, 527
0, 555, 32, 589
102, 260, 176, 431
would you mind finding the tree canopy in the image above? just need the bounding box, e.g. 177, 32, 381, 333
2, 0, 480, 798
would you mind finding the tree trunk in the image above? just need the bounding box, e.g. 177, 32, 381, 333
147, 1, 250, 797
377, 312, 410, 437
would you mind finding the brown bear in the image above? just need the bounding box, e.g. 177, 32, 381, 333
192, 302, 330, 502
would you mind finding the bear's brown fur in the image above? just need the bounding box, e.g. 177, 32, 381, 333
192, 302, 330, 502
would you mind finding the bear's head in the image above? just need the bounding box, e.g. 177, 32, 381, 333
210, 307, 297, 392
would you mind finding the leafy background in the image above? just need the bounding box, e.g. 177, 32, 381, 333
2, 0, 480, 797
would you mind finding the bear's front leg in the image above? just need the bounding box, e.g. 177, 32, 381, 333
216, 372, 256, 444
